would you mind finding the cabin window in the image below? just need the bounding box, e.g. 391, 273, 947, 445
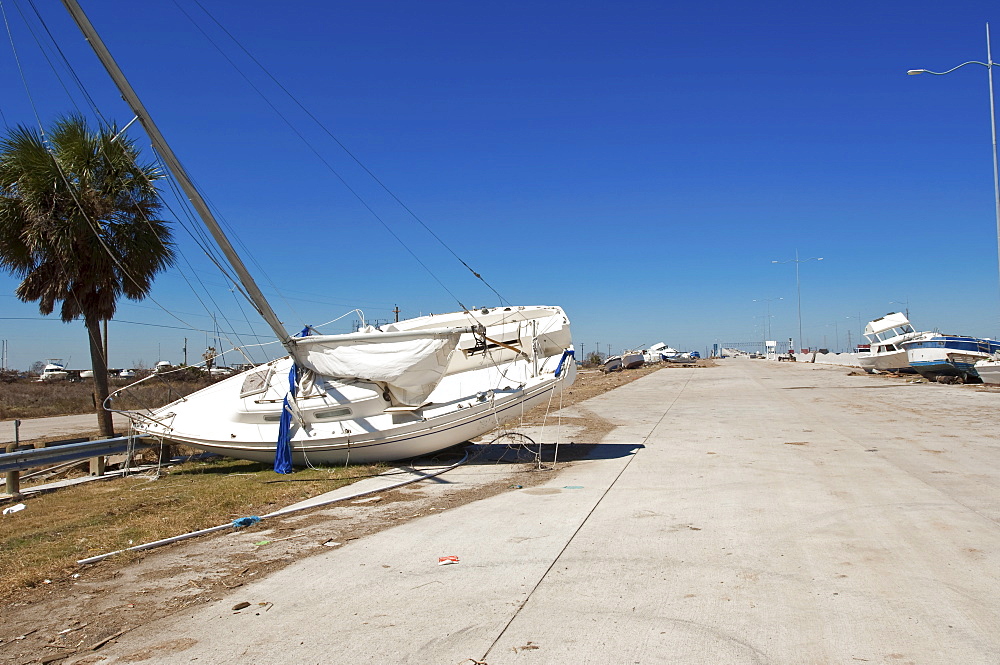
263, 414, 282, 422
314, 408, 352, 420
240, 367, 273, 398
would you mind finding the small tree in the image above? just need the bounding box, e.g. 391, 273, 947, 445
0, 115, 175, 436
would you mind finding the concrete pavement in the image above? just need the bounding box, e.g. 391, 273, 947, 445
1, 412, 131, 443
76, 359, 1000, 664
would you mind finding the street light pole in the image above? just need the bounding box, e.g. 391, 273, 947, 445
909, 22, 1000, 319
772, 250, 823, 352
752, 297, 783, 341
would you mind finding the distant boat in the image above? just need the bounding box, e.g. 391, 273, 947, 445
665, 351, 695, 363
118, 369, 136, 379
39, 361, 69, 382
603, 355, 623, 373
856, 313, 932, 374
975, 354, 1000, 384
658, 346, 680, 361
901, 335, 1000, 382
643, 343, 667, 363
621, 351, 644, 369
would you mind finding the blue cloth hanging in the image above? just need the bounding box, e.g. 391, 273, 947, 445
274, 327, 312, 474
554, 348, 575, 378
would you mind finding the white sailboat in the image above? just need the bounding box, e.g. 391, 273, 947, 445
63, 2, 575, 467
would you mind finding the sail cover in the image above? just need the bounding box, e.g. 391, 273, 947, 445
292, 327, 467, 406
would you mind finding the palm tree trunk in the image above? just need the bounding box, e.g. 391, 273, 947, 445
85, 313, 114, 437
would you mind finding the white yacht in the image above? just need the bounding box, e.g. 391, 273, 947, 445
857, 313, 933, 373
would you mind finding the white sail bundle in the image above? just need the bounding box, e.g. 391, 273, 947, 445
292, 327, 469, 406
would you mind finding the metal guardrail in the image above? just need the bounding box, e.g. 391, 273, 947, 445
0, 435, 153, 473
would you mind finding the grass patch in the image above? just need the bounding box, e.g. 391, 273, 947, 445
0, 456, 384, 594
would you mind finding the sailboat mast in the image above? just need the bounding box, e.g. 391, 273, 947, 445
59, 0, 294, 352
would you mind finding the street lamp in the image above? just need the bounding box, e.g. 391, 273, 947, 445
908, 23, 1000, 314
752, 297, 783, 341
771, 250, 823, 352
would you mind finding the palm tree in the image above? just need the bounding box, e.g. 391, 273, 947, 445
0, 115, 175, 436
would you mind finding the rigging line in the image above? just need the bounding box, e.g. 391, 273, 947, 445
189, 0, 508, 306
22, 0, 225, 294
153, 146, 307, 331
22, 0, 107, 125
172, 1, 469, 313
2, 5, 210, 339
16, 3, 225, 345
1, 0, 45, 132
153, 155, 237, 283
0, 315, 274, 337
1, 2, 113, 370
478, 368, 698, 663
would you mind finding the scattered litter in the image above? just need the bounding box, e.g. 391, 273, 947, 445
3, 503, 26, 515
323, 540, 341, 547
351, 496, 382, 504
783, 441, 808, 446
232, 516, 261, 529
438, 555, 460, 565
43, 579, 52, 584
254, 540, 271, 547
232, 601, 251, 611
563, 486, 583, 489
510, 485, 523, 489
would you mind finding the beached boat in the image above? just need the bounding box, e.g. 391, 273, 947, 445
658, 346, 680, 362
132, 306, 575, 465
975, 355, 1000, 384
38, 361, 68, 382
621, 351, 644, 369
643, 343, 667, 364
603, 355, 623, 373
64, 2, 575, 467
901, 335, 1000, 382
856, 313, 932, 373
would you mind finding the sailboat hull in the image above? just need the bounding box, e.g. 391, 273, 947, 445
127, 306, 575, 465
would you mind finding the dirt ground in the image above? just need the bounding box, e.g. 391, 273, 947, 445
0, 361, 709, 665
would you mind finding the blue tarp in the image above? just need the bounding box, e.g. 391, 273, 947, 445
554, 348, 575, 378
274, 327, 311, 474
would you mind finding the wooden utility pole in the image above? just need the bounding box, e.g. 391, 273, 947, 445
393, 305, 400, 322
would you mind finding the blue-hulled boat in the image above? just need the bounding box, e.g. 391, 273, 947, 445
901, 335, 1000, 382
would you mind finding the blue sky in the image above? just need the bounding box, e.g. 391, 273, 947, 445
3, 0, 1000, 369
